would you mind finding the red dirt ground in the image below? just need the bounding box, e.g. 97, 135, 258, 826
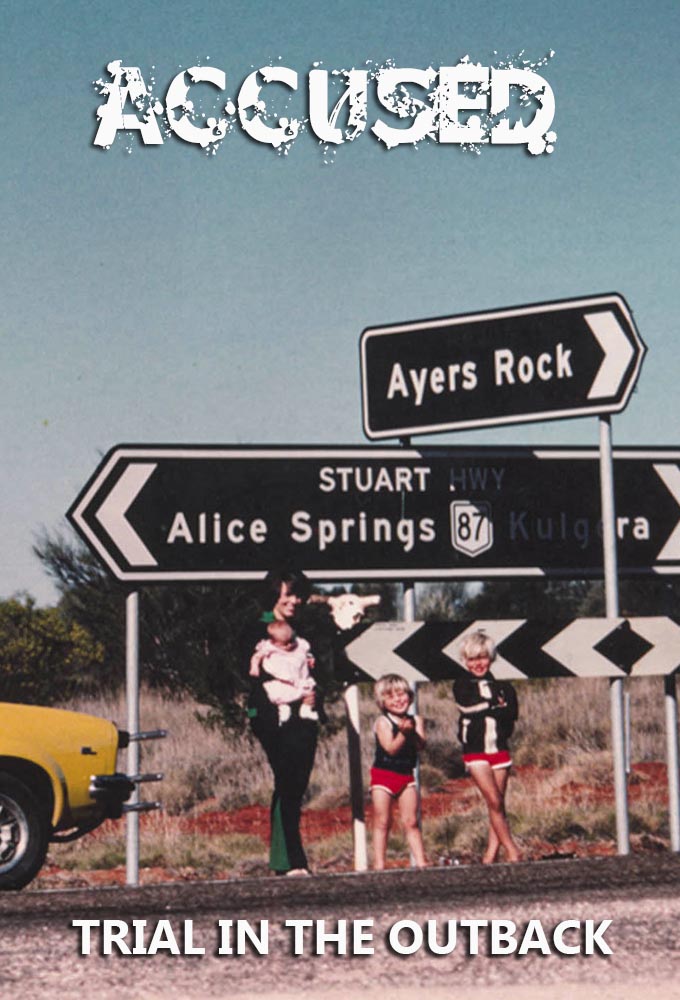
35, 762, 672, 889
177, 761, 669, 840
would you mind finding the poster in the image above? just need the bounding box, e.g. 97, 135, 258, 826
2, 1, 680, 997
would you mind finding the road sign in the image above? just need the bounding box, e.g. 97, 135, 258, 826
342, 617, 680, 684
450, 500, 494, 556
360, 293, 646, 439
68, 445, 680, 583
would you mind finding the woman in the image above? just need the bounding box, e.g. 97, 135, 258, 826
243, 568, 318, 875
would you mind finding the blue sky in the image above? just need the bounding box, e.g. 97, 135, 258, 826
1, 0, 679, 603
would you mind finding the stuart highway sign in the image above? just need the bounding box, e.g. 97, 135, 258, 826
360, 293, 646, 439
68, 445, 680, 583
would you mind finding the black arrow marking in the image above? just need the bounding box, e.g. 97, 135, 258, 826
394, 622, 471, 681
496, 621, 574, 678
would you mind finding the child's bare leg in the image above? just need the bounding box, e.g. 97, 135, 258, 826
371, 788, 393, 870
483, 823, 501, 864
468, 763, 520, 863
486, 767, 514, 862
479, 768, 512, 862
397, 785, 427, 867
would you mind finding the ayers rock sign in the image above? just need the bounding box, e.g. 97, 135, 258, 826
360, 293, 646, 439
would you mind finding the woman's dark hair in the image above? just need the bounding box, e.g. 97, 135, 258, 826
260, 568, 311, 609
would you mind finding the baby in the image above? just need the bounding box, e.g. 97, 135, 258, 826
249, 620, 318, 723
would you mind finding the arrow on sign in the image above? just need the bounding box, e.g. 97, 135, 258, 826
654, 464, 680, 561
341, 618, 680, 682
627, 618, 680, 676
343, 622, 428, 685
442, 620, 528, 679
585, 311, 635, 399
95, 463, 158, 567
542, 618, 627, 677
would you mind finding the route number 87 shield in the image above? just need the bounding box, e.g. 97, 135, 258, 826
450, 501, 494, 557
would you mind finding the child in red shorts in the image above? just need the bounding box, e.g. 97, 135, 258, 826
453, 630, 521, 864
370, 674, 427, 869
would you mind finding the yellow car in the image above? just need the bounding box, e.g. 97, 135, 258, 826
0, 703, 141, 890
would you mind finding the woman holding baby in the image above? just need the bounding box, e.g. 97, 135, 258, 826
242, 568, 319, 876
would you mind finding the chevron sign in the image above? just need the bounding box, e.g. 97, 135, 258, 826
341, 618, 680, 685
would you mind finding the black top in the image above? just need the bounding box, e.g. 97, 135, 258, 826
452, 673, 518, 755
372, 712, 419, 774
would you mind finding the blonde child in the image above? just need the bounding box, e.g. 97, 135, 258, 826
370, 673, 427, 869
453, 630, 521, 864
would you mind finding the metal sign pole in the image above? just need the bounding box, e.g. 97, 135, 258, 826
403, 582, 422, 864
126, 591, 140, 885
599, 416, 630, 854
344, 684, 368, 871
665, 674, 680, 851
403, 584, 416, 622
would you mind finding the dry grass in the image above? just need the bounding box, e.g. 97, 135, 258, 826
46, 674, 674, 876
